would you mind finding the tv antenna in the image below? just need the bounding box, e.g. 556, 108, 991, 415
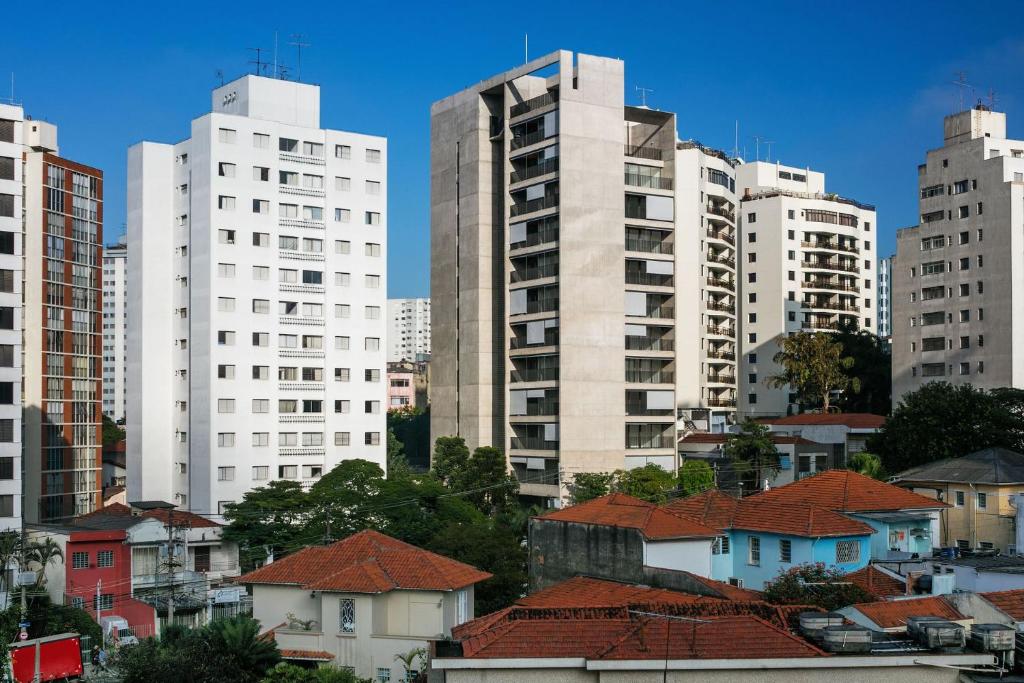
987, 88, 998, 110
248, 47, 268, 76
215, 69, 224, 86
289, 34, 311, 82
635, 86, 654, 107
764, 140, 776, 163
752, 135, 765, 161
952, 71, 971, 112
524, 33, 528, 64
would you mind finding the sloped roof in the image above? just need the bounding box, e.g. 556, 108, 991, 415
844, 566, 906, 598
537, 493, 719, 540
753, 470, 948, 512
517, 577, 721, 609
848, 596, 965, 628
73, 502, 221, 529
756, 413, 886, 429
980, 590, 1024, 619
679, 434, 819, 445
454, 606, 825, 660
896, 448, 1024, 485
665, 490, 874, 538
238, 529, 491, 593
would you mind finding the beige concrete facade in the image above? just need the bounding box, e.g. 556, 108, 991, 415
893, 107, 1024, 401
905, 481, 1015, 552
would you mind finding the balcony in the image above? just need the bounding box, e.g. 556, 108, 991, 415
510, 194, 559, 218
707, 372, 736, 384
624, 145, 663, 161
625, 433, 676, 449
804, 259, 859, 273
519, 298, 559, 315
625, 237, 673, 255
510, 366, 559, 382
510, 436, 558, 451
625, 173, 674, 191
706, 397, 736, 408
802, 321, 841, 331
625, 369, 675, 384
706, 324, 735, 337
625, 401, 674, 417
642, 306, 674, 319
706, 228, 735, 245
625, 335, 674, 352
511, 91, 558, 118
511, 330, 559, 349
512, 399, 559, 417
511, 129, 554, 151
706, 276, 735, 291
625, 270, 673, 287
706, 349, 736, 361
511, 222, 559, 250
706, 252, 736, 268
707, 205, 736, 222
511, 262, 559, 283
706, 301, 735, 314
511, 158, 559, 185
801, 280, 858, 293
801, 301, 860, 313
801, 240, 858, 254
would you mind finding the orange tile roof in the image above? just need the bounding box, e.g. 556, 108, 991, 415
280, 649, 335, 661
538, 493, 719, 540
848, 596, 965, 628
755, 413, 886, 429
665, 490, 874, 538
679, 572, 764, 601
73, 502, 222, 528
680, 434, 819, 445
980, 590, 1024, 619
845, 566, 907, 598
517, 577, 721, 609
753, 470, 948, 512
238, 529, 491, 593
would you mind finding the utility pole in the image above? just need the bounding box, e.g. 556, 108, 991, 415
167, 508, 175, 625
96, 579, 103, 648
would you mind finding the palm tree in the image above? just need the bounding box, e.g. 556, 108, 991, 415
0, 531, 20, 605
205, 616, 281, 681
394, 647, 427, 680
25, 537, 64, 589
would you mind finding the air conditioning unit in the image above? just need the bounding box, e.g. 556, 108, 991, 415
728, 577, 744, 588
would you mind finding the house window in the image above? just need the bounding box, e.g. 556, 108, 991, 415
71, 552, 89, 569
97, 550, 114, 568
94, 594, 114, 611
779, 539, 792, 563
956, 539, 970, 550
712, 536, 730, 555
71, 597, 85, 609
977, 492, 987, 509
748, 536, 760, 566
376, 669, 391, 683
955, 490, 965, 506
340, 598, 355, 633
836, 540, 860, 564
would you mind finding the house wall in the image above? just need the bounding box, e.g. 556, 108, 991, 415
529, 519, 647, 591
947, 591, 1016, 626
643, 539, 712, 577
849, 513, 935, 559
727, 531, 869, 589
906, 481, 1015, 551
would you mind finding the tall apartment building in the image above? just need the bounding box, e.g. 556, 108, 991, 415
893, 106, 1024, 401
432, 51, 741, 500
386, 297, 431, 362
102, 239, 127, 422
0, 106, 24, 531
20, 118, 104, 522
878, 254, 894, 340
736, 161, 877, 418
128, 75, 387, 515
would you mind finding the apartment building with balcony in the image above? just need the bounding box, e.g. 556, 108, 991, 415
432, 51, 689, 502
878, 254, 894, 340
386, 297, 430, 362
127, 75, 387, 515
893, 106, 1024, 402
736, 161, 877, 418
102, 239, 127, 421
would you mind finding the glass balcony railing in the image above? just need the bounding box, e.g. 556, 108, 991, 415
510, 195, 559, 218
624, 173, 674, 191
510, 366, 559, 382
511, 158, 559, 184
510, 436, 558, 451
625, 237, 673, 254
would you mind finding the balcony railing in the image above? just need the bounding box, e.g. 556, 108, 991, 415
706, 276, 735, 290
510, 195, 559, 218
519, 298, 559, 315
624, 145, 663, 160
512, 399, 559, 417
510, 367, 559, 382
801, 280, 858, 293
706, 397, 736, 408
625, 173, 674, 191
625, 370, 675, 384
511, 225, 559, 250
511, 263, 559, 283
511, 129, 554, 151
625, 336, 675, 352
625, 237, 673, 255
706, 228, 735, 245
706, 252, 736, 268
511, 158, 559, 184
706, 301, 735, 314
510, 436, 558, 451
802, 321, 841, 331
511, 331, 559, 349
801, 301, 860, 313
643, 306, 674, 319
706, 349, 736, 361
801, 240, 858, 253
803, 259, 860, 273
625, 402, 674, 417
706, 325, 735, 336
510, 92, 558, 118
625, 271, 673, 287
707, 373, 736, 384
707, 205, 736, 222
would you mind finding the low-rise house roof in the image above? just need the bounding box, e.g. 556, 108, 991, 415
937, 555, 1024, 574
515, 576, 761, 608
679, 433, 819, 445
979, 590, 1024, 620
753, 470, 947, 513
844, 566, 907, 598
894, 447, 1024, 485
755, 413, 886, 429
845, 596, 965, 629
73, 502, 221, 529
238, 529, 491, 593
537, 493, 719, 540
666, 489, 875, 538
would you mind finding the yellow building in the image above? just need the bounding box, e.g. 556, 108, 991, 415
894, 448, 1024, 554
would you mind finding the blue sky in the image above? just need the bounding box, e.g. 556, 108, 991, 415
3, 1, 1022, 298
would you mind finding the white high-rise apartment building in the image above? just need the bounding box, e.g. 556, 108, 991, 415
0, 106, 24, 532
736, 161, 877, 418
102, 239, 127, 422
893, 106, 1024, 401
387, 297, 431, 362
128, 75, 388, 514
878, 255, 893, 340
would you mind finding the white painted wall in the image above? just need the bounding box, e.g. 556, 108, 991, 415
643, 538, 713, 577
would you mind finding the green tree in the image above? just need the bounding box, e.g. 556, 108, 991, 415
762, 563, 876, 611
833, 323, 892, 415
848, 452, 885, 480
428, 518, 527, 615
25, 537, 64, 589
567, 472, 615, 505
394, 647, 427, 680
222, 480, 316, 571
431, 436, 470, 488
677, 460, 715, 496
613, 463, 677, 503
460, 447, 519, 515
766, 331, 860, 412
0, 531, 21, 596
102, 414, 126, 447
870, 382, 1024, 473
262, 663, 371, 683
206, 616, 282, 681
723, 419, 781, 494
386, 429, 411, 480
309, 459, 387, 540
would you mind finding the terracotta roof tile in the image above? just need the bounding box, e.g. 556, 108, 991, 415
74, 502, 222, 529
238, 529, 491, 593
538, 493, 719, 540
980, 590, 1024, 620
517, 577, 721, 609
680, 434, 819, 445
755, 413, 886, 429
753, 470, 948, 512
675, 573, 764, 601
665, 490, 874, 537
845, 566, 907, 598
280, 649, 335, 661
848, 596, 965, 628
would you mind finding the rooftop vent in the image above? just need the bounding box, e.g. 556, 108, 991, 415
798, 611, 844, 640
820, 624, 873, 654
908, 618, 965, 650
969, 623, 1015, 652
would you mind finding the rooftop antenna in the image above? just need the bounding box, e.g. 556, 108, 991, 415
289, 34, 311, 82
764, 140, 776, 163
733, 120, 739, 160
273, 31, 279, 79
635, 86, 654, 107
248, 47, 267, 76
752, 135, 764, 161
8, 73, 13, 105
987, 87, 998, 110
524, 33, 528, 64
952, 71, 971, 112
215, 69, 224, 86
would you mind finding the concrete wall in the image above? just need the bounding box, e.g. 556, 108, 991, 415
643, 539, 712, 577
529, 518, 647, 591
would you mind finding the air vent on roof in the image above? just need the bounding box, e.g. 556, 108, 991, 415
820, 625, 873, 654
969, 624, 1015, 652
798, 612, 844, 640
908, 618, 965, 650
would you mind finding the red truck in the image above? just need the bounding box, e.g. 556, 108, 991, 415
9, 632, 84, 683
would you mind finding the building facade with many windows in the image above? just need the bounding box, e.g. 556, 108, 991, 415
736, 161, 877, 418
386, 297, 430, 362
893, 106, 1024, 402
878, 254, 894, 340
127, 75, 387, 515
102, 239, 127, 422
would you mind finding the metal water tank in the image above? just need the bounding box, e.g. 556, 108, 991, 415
820, 625, 873, 653
799, 612, 844, 639
913, 620, 966, 649
969, 624, 1015, 652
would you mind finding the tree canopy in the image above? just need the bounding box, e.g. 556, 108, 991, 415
869, 382, 1024, 473
722, 419, 781, 494
678, 460, 715, 496
761, 563, 876, 611
831, 323, 891, 415
767, 331, 860, 412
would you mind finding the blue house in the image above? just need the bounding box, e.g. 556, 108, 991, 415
666, 490, 873, 590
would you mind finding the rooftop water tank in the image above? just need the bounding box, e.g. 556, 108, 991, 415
969, 624, 1015, 652
912, 619, 965, 650
820, 625, 873, 654
799, 612, 844, 639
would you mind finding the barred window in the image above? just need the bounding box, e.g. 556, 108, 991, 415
748, 536, 760, 566
340, 598, 355, 633
836, 540, 860, 564
779, 539, 792, 563
72, 552, 89, 569
97, 550, 114, 568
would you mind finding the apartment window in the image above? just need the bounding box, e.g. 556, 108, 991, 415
302, 433, 323, 447
279, 432, 298, 447
218, 128, 236, 144
366, 148, 382, 163
279, 137, 299, 153
960, 310, 970, 323
279, 269, 298, 283
336, 304, 351, 319
252, 399, 269, 414
302, 303, 323, 317
335, 336, 350, 351
335, 432, 351, 446
303, 206, 323, 221
253, 166, 270, 182
334, 208, 351, 223
335, 367, 351, 382
303, 400, 323, 413
252, 466, 269, 480
365, 306, 381, 320
748, 536, 760, 565
253, 133, 270, 148
302, 367, 323, 382
366, 243, 381, 257
748, 333, 757, 343
217, 195, 236, 210
365, 180, 381, 195
836, 541, 860, 564
365, 432, 381, 446
279, 171, 299, 186
0, 420, 13, 443
335, 144, 351, 159
252, 299, 270, 314
336, 176, 351, 191
218, 162, 236, 178
279, 334, 298, 348
302, 270, 323, 285
252, 433, 269, 447
958, 205, 969, 219
365, 369, 381, 382
365, 274, 380, 289
365, 211, 381, 226
959, 362, 970, 375
302, 237, 323, 253
922, 363, 945, 377
279, 400, 298, 414
217, 399, 235, 414
252, 199, 269, 214
303, 141, 324, 157
279, 465, 298, 479
217, 297, 235, 312
217, 433, 235, 447
252, 332, 269, 347
0, 458, 13, 480
336, 240, 351, 255
779, 539, 792, 563
302, 335, 323, 350
217, 466, 235, 482
252, 366, 269, 380
747, 213, 757, 223
365, 400, 381, 415
217, 331, 235, 346
747, 252, 757, 263
365, 337, 381, 352
959, 257, 969, 271
218, 263, 235, 278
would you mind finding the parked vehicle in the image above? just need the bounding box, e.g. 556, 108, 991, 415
99, 616, 138, 647
9, 632, 83, 683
